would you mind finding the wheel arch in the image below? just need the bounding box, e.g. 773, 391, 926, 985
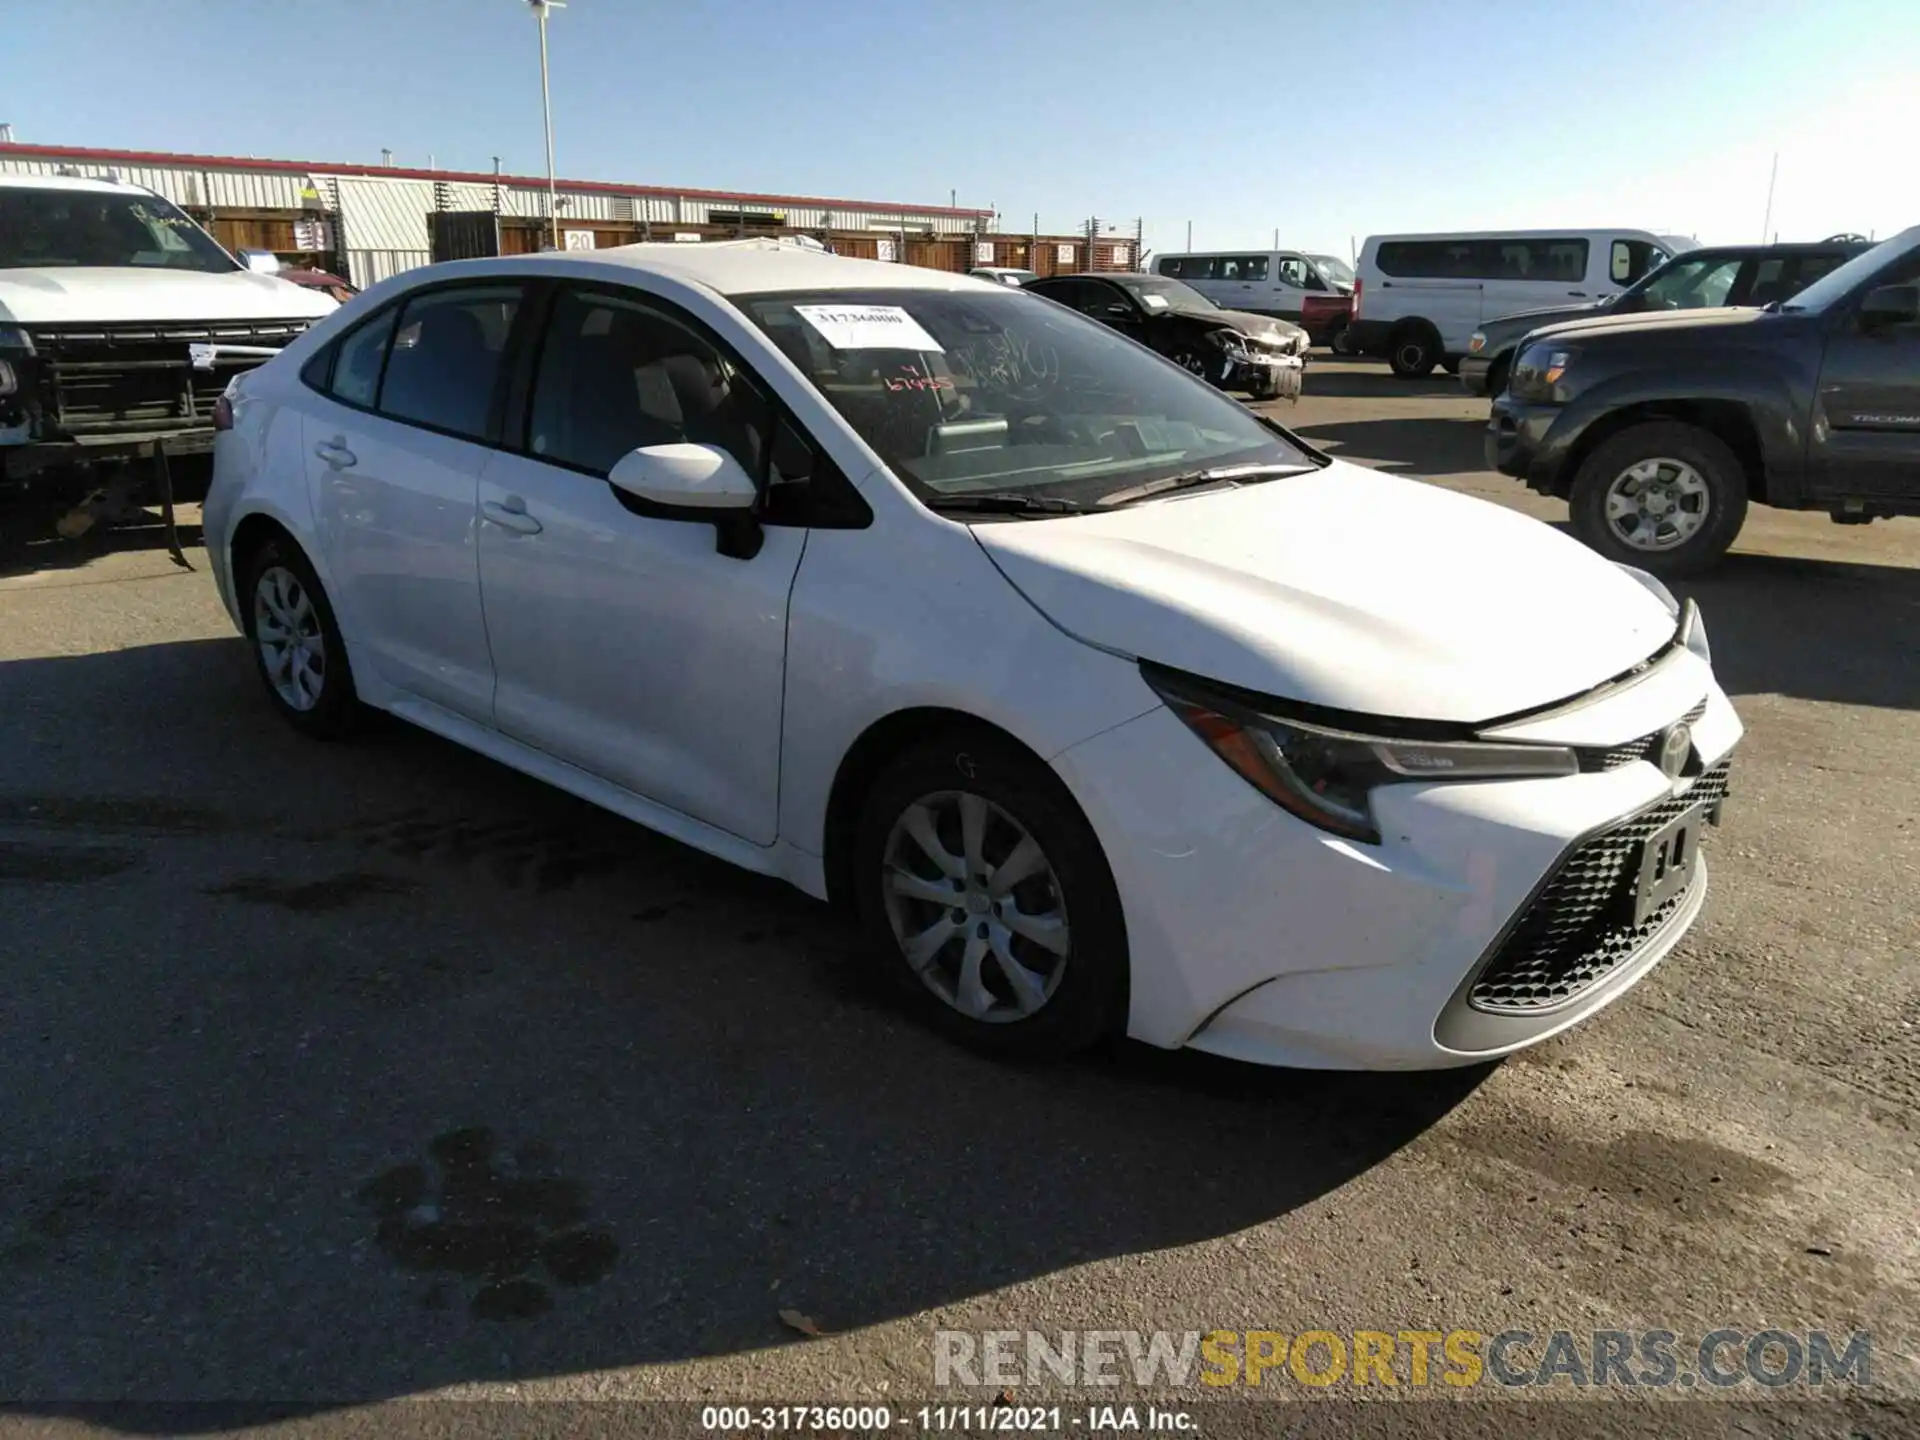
1558, 400, 1767, 502
820, 707, 1054, 910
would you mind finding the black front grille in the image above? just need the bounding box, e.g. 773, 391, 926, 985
1468, 760, 1731, 1014
1577, 697, 1710, 773
32, 318, 311, 437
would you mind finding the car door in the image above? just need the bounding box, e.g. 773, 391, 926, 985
302, 281, 524, 721
473, 281, 806, 845
1810, 250, 1920, 502
1273, 254, 1314, 322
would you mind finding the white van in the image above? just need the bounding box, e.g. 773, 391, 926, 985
1150, 249, 1356, 347
1350, 229, 1695, 377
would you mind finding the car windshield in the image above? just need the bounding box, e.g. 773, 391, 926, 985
739, 287, 1313, 507
0, 188, 239, 273
1310, 254, 1356, 286
1111, 275, 1217, 313
1775, 230, 1906, 313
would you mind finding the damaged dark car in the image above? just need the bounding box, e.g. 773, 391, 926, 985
1024, 272, 1308, 401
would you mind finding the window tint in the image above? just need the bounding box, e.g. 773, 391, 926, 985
527, 286, 770, 479
1218, 256, 1267, 281
377, 285, 521, 441
329, 307, 398, 409
1375, 238, 1590, 281
1787, 253, 1848, 292
1158, 256, 1187, 278
1746, 258, 1793, 307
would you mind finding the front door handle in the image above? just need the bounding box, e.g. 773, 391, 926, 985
312, 438, 357, 469
482, 498, 542, 535
1568, 290, 1588, 297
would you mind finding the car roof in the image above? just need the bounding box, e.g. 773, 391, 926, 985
478, 239, 983, 297
0, 172, 149, 196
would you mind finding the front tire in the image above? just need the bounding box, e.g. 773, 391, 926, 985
1169, 344, 1217, 387
852, 732, 1128, 1061
1568, 422, 1749, 578
240, 534, 363, 738
1387, 323, 1439, 378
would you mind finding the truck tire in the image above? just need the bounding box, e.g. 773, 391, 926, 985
1569, 422, 1749, 578
1387, 322, 1440, 378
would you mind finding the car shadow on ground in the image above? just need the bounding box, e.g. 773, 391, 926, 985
0, 637, 1489, 1426
1286, 415, 1491, 476
1299, 365, 1469, 401
1678, 550, 1920, 711
0, 504, 202, 581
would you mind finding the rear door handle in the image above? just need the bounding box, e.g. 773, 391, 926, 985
312, 438, 357, 469
481, 498, 542, 535
1568, 290, 1588, 297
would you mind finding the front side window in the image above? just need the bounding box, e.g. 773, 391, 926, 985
1637, 255, 1741, 311
0, 187, 238, 273
738, 287, 1313, 508
1277, 256, 1310, 288
527, 286, 769, 478
378, 285, 521, 441
1611, 239, 1666, 286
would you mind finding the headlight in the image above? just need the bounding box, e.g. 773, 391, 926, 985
1511, 342, 1574, 399
1468, 332, 1487, 354
1145, 669, 1578, 844
0, 324, 34, 354
1206, 329, 1254, 361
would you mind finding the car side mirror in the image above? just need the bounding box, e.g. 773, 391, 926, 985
1859, 283, 1920, 331
607, 442, 762, 558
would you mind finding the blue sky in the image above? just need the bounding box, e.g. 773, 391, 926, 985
5, 0, 1915, 259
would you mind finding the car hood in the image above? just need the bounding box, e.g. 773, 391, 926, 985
1194, 307, 1309, 345
1482, 300, 1604, 339
0, 267, 338, 325
1523, 305, 1770, 345
974, 458, 1676, 723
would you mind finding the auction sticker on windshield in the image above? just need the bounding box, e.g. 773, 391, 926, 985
794, 304, 944, 352
1142, 294, 1170, 310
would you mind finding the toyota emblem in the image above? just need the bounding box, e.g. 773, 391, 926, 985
1659, 722, 1692, 779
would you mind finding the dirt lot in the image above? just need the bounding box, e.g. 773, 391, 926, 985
1, 360, 1916, 1438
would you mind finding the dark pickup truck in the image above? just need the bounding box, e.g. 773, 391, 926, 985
1487, 224, 1920, 575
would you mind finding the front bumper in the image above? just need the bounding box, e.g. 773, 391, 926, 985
1228, 351, 1304, 401
1460, 354, 1495, 395
1050, 665, 1742, 1069
1485, 393, 1583, 495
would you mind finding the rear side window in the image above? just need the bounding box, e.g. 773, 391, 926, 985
1158, 256, 1187, 277
377, 285, 522, 442
1218, 256, 1268, 281
327, 307, 398, 409
1375, 238, 1590, 281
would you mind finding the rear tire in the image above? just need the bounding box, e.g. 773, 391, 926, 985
1387, 323, 1440, 378
239, 534, 364, 739
851, 731, 1129, 1062
1568, 422, 1749, 578
1328, 323, 1355, 356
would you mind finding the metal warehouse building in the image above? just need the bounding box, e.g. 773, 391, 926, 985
0, 142, 1138, 288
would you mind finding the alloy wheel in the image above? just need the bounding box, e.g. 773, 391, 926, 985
253, 564, 327, 711
880, 790, 1070, 1023
1604, 457, 1710, 551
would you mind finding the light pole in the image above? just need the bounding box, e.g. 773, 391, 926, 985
528, 0, 566, 250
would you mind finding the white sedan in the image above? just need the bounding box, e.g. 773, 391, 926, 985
205, 240, 1741, 1069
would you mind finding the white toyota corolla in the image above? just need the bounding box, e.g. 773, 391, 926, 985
205, 240, 1741, 1070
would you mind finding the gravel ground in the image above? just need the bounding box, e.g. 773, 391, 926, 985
1, 360, 1915, 1439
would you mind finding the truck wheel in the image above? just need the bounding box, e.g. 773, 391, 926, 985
1328, 323, 1356, 355
1387, 323, 1439, 378
1169, 344, 1219, 386
1569, 423, 1749, 578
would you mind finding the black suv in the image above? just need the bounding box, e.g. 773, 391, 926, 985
1487, 225, 1920, 575
1461, 238, 1874, 398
